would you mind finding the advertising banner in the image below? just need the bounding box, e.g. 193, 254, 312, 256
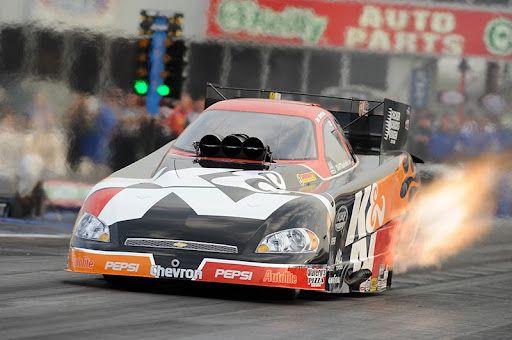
207, 0, 512, 60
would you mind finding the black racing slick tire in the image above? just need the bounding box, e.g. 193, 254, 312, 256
267, 288, 300, 300
386, 270, 393, 289
103, 274, 135, 285
282, 288, 301, 299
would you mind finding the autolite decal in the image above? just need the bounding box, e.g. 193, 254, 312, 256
71, 255, 94, 269
196, 259, 327, 291
67, 247, 155, 277
263, 270, 297, 284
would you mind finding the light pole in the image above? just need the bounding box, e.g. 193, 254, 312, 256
457, 58, 469, 123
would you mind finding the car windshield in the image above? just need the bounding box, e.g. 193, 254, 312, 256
174, 109, 317, 160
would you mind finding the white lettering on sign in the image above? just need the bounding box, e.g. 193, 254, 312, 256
215, 0, 328, 44
346, 5, 464, 55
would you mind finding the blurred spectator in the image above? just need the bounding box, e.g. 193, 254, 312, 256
496, 121, 512, 152
164, 93, 192, 136
109, 93, 144, 171
80, 95, 117, 164
65, 95, 93, 170
187, 96, 205, 125
458, 115, 495, 157
28, 92, 55, 131
430, 116, 459, 162
124, 93, 143, 117
0, 105, 16, 129
137, 115, 171, 159
109, 114, 139, 172
409, 110, 432, 161
159, 97, 173, 118
110, 108, 171, 172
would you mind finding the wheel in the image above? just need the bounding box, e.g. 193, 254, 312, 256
265, 287, 300, 300
103, 274, 135, 286
386, 270, 393, 289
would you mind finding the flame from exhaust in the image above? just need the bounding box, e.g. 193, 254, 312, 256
395, 156, 505, 273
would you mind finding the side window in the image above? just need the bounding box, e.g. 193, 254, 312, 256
323, 118, 354, 175
332, 117, 356, 158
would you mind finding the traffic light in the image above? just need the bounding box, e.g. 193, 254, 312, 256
139, 10, 153, 35
161, 14, 187, 99
133, 37, 151, 96
133, 11, 186, 100
133, 10, 153, 95
168, 13, 183, 38
165, 39, 187, 99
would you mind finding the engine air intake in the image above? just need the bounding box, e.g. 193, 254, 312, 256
221, 134, 247, 158
243, 137, 266, 161
198, 134, 222, 157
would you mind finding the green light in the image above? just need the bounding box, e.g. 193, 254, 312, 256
157, 84, 170, 96
133, 80, 148, 95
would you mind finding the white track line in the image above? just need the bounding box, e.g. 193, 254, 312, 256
0, 233, 70, 239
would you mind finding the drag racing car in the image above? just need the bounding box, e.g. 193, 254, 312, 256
68, 85, 420, 294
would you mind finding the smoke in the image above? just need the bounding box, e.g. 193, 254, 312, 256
394, 155, 508, 273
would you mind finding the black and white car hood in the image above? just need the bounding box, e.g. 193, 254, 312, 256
74, 147, 339, 264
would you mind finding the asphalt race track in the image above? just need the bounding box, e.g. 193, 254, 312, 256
1, 220, 511, 340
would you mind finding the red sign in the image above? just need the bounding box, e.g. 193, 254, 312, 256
207, 0, 512, 60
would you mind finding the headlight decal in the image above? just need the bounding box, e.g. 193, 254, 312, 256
256, 228, 319, 253
74, 213, 110, 242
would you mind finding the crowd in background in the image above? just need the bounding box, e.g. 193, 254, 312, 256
408, 106, 512, 217
409, 107, 512, 163
0, 89, 205, 180
2, 88, 512, 176
1, 87, 511, 217
65, 90, 205, 173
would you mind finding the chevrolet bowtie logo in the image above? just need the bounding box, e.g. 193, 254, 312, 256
173, 242, 188, 248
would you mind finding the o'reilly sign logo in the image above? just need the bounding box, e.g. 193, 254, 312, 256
484, 18, 512, 56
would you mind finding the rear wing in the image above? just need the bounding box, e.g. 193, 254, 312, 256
204, 84, 412, 158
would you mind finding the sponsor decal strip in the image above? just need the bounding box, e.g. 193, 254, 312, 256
68, 248, 327, 290
196, 258, 327, 291
68, 247, 156, 277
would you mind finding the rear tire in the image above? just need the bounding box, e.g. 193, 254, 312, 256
386, 270, 393, 289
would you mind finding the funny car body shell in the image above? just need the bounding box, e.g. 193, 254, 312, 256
68, 97, 419, 294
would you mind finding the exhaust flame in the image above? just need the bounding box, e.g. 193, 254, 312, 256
395, 156, 506, 273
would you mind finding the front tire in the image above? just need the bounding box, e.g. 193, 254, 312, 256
103, 274, 134, 285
